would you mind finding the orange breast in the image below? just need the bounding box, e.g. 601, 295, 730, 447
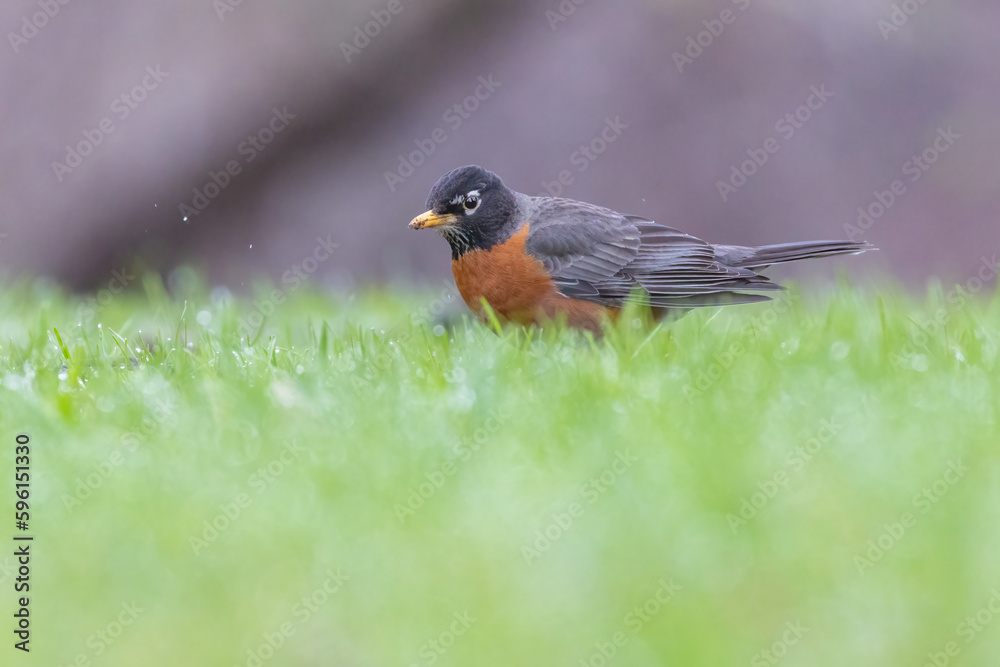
451, 223, 617, 334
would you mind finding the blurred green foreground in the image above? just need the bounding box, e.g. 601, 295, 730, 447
0, 274, 998, 666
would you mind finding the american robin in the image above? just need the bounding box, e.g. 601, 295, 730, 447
409, 165, 873, 334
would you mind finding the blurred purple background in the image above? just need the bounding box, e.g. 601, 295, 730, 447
2, 0, 998, 293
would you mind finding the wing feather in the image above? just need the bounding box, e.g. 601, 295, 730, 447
520, 197, 782, 309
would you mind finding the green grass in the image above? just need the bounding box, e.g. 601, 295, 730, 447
1, 273, 998, 667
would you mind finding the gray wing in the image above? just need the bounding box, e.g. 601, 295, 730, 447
522, 196, 781, 309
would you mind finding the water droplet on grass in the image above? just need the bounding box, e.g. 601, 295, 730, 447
775, 338, 800, 358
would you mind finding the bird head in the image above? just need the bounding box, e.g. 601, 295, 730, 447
409, 165, 517, 258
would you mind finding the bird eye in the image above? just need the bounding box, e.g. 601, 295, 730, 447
463, 194, 480, 212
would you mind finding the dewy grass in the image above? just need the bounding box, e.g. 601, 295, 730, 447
0, 274, 998, 666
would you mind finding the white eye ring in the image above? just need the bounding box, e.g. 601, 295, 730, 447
462, 191, 480, 214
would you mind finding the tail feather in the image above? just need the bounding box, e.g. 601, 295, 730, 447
715, 240, 875, 270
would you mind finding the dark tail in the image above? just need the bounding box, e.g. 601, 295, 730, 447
715, 240, 875, 270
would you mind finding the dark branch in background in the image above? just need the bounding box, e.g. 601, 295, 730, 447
69, 0, 535, 289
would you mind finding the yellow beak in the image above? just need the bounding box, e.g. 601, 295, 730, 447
409, 210, 459, 230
